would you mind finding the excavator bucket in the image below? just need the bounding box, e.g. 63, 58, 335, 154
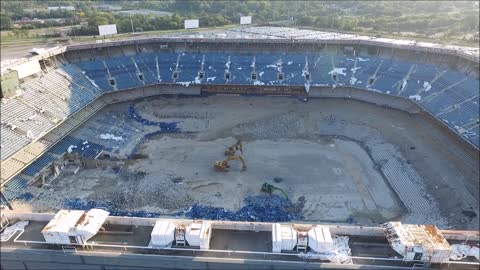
214, 161, 229, 172
214, 155, 246, 172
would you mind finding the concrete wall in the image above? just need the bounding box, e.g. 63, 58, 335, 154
63, 38, 479, 69
101, 84, 201, 104
308, 87, 421, 113
0, 70, 20, 98
10, 60, 42, 79
4, 211, 478, 240
1, 248, 353, 270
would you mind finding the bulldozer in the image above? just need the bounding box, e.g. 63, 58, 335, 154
224, 140, 243, 156
214, 155, 247, 172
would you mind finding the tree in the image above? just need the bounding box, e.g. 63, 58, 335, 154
297, 15, 314, 26
0, 14, 13, 30
12, 29, 28, 38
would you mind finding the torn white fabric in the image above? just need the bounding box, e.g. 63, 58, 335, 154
67, 145, 77, 153
328, 68, 347, 76
423, 81, 432, 92
99, 133, 124, 141
1, 221, 29, 242
409, 94, 422, 101
450, 244, 480, 261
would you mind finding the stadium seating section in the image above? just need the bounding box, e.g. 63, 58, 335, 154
76, 51, 479, 146
1, 50, 479, 201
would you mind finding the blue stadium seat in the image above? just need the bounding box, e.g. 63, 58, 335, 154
69, 51, 479, 147
22, 153, 57, 176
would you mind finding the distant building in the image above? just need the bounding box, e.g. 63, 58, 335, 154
14, 17, 65, 25
23, 8, 48, 13
94, 4, 122, 11
48, 6, 75, 11
15, 17, 45, 24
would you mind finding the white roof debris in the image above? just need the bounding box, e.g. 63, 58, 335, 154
304, 83, 310, 93
158, 26, 478, 62
298, 235, 352, 264
1, 221, 29, 241
99, 133, 124, 141
450, 244, 480, 261
328, 68, 347, 76
67, 145, 77, 153
423, 81, 432, 92
409, 94, 422, 101
176, 81, 191, 87
26, 130, 36, 139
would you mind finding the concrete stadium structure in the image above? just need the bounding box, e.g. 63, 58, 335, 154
1, 210, 479, 269
0, 27, 479, 269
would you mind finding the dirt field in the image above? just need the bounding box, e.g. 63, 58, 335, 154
13, 96, 479, 229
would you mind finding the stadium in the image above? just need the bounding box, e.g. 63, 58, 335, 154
1, 26, 479, 269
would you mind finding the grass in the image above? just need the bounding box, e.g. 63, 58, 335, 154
69, 24, 238, 42
0, 24, 238, 56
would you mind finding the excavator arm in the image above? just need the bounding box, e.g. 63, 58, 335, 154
224, 140, 243, 156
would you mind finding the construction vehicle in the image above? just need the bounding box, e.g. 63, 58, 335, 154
214, 155, 247, 172
224, 140, 243, 156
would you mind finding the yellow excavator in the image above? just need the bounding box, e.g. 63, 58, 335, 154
214, 155, 247, 172
224, 140, 243, 156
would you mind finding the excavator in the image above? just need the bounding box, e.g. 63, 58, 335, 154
224, 140, 243, 156
214, 155, 247, 172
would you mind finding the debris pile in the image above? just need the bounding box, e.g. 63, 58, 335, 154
63, 198, 160, 218
178, 194, 303, 222
128, 103, 183, 158
296, 236, 352, 264
99, 133, 124, 141
450, 244, 480, 261
64, 169, 193, 216
232, 113, 308, 140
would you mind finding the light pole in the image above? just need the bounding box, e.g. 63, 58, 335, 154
130, 14, 134, 34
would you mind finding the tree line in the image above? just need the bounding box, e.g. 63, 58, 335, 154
1, 0, 478, 39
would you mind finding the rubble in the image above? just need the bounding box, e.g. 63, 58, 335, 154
297, 236, 352, 264
84, 169, 194, 212
63, 198, 160, 218
99, 133, 124, 141
178, 194, 303, 222
129, 104, 180, 132
450, 244, 480, 261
